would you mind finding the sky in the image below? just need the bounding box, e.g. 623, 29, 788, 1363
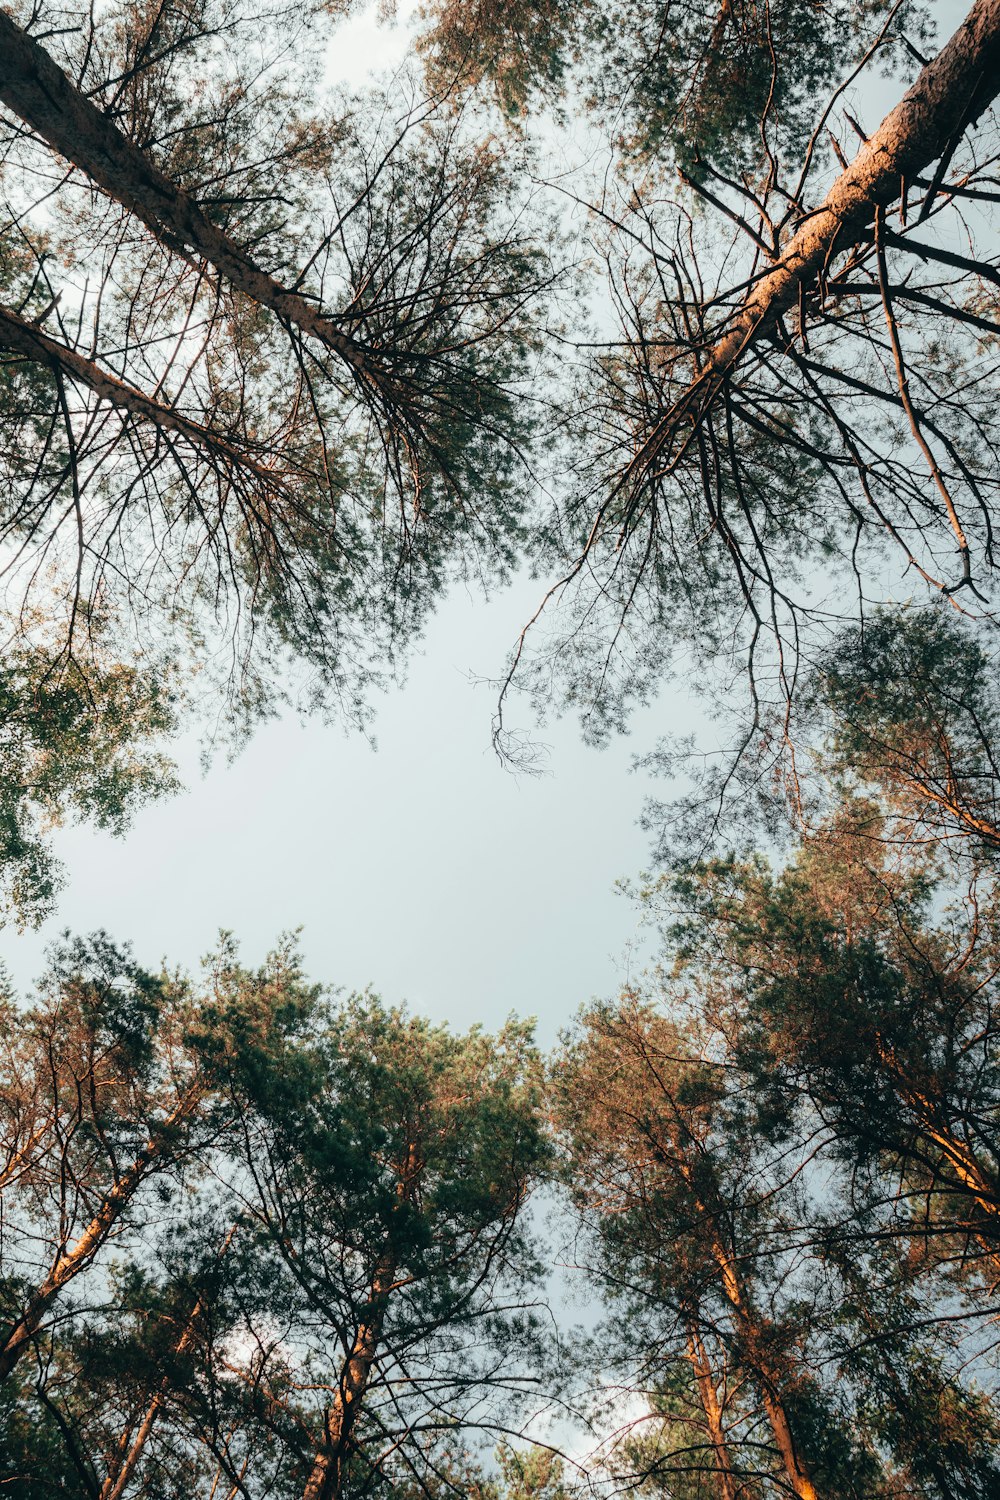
0, 2, 711, 1042
5, 567, 696, 1044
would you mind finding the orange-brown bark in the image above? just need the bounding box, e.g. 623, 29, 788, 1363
685, 1321, 740, 1500
98, 1225, 239, 1500
301, 1252, 397, 1500
875, 1039, 1000, 1270
301, 1145, 419, 1500
0, 1092, 198, 1384
633, 0, 1000, 476
0, 12, 388, 394
684, 1174, 819, 1500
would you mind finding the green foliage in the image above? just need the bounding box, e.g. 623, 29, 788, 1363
0, 932, 550, 1495
494, 1443, 574, 1500
0, 1363, 93, 1498
419, 0, 931, 173
831, 1245, 1000, 1500
0, 633, 180, 927
418, 0, 576, 119
801, 608, 1000, 861
0, 3, 557, 750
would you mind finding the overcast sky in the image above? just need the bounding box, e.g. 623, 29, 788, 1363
0, 3, 711, 1041
6, 564, 698, 1044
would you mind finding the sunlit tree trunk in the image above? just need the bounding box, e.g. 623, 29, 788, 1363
636, 0, 1000, 468
693, 1199, 820, 1500
301, 1252, 397, 1500
302, 1145, 419, 1500
0, 1091, 197, 1384
685, 1320, 740, 1500
875, 1039, 1000, 1270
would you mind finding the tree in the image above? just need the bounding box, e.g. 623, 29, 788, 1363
0, 932, 225, 1389
435, 0, 1000, 745
0, 0, 550, 743
554, 998, 849, 1500
662, 809, 1000, 1272
0, 933, 551, 1496
185, 980, 548, 1499
419, 0, 927, 172
553, 740, 1000, 1493
791, 608, 1000, 862
641, 605, 1000, 889
827, 1237, 1000, 1500
0, 622, 179, 926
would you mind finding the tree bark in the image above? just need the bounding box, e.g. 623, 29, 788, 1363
0, 299, 286, 483
875, 1040, 1000, 1267
690, 1204, 819, 1500
98, 1224, 239, 1500
638, 0, 1000, 469
685, 1320, 740, 1500
300, 1138, 422, 1500
0, 12, 388, 394
301, 1252, 396, 1500
0, 1148, 158, 1381
0, 1093, 196, 1384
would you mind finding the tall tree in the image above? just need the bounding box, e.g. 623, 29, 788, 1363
0, 933, 222, 1388
554, 998, 857, 1500
0, 933, 550, 1496
0, 0, 550, 744
185, 979, 548, 1499
433, 0, 1000, 745
663, 815, 1000, 1268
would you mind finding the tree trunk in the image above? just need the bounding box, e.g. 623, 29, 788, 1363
685, 1320, 740, 1500
301, 1142, 419, 1500
100, 1395, 163, 1500
637, 0, 1000, 469
98, 1224, 239, 1500
876, 1040, 1000, 1266
0, 1091, 197, 1384
301, 1252, 396, 1500
0, 300, 287, 484
0, 12, 386, 393
0, 1146, 158, 1381
706, 1233, 820, 1500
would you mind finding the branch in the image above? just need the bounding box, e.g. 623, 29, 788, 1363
0, 299, 288, 486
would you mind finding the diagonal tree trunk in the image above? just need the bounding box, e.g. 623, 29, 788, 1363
0, 10, 389, 394
0, 299, 289, 485
874, 1038, 1000, 1269
0, 1092, 198, 1385
706, 1234, 820, 1500
634, 0, 1000, 474
678, 1157, 821, 1500
97, 1224, 240, 1500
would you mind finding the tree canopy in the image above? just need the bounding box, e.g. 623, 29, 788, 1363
2, 1, 1000, 1495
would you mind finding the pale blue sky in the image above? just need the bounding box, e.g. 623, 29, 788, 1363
5, 570, 695, 1043
1, 3, 706, 1039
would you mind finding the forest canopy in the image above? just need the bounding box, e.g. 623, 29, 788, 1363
1, 0, 1000, 1494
